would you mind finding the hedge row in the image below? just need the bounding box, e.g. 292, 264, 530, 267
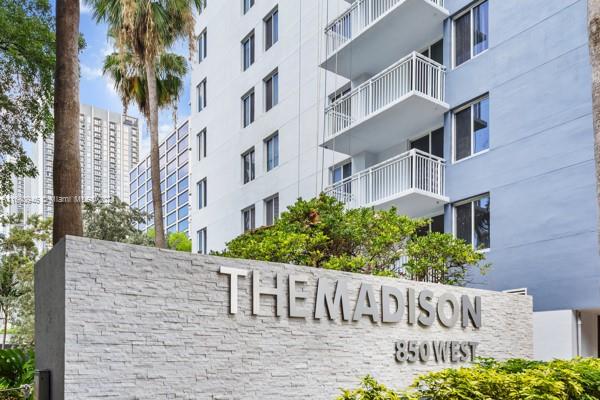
337, 358, 600, 400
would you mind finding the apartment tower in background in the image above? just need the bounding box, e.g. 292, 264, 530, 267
41, 104, 140, 218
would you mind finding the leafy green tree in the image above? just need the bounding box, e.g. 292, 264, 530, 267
216, 194, 487, 285
0, 0, 54, 196
0, 214, 52, 348
167, 231, 191, 252
83, 197, 151, 245
404, 233, 489, 285
89, 0, 203, 249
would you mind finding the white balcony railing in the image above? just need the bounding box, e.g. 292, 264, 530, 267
325, 0, 445, 57
324, 52, 446, 139
324, 149, 445, 209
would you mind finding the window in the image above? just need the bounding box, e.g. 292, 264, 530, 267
410, 127, 444, 158
242, 206, 255, 232
197, 79, 207, 112
331, 161, 352, 184
421, 39, 443, 64
243, 0, 254, 14
265, 8, 279, 50
197, 129, 207, 160
264, 194, 279, 226
265, 133, 279, 171
329, 85, 351, 105
242, 32, 255, 71
242, 90, 255, 127
264, 71, 279, 111
454, 194, 490, 250
198, 29, 207, 62
167, 212, 177, 226
454, 96, 489, 161
167, 133, 177, 149
242, 148, 255, 184
454, 0, 488, 67
197, 178, 207, 209
197, 228, 207, 254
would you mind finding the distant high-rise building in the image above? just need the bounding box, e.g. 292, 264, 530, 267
41, 104, 140, 217
129, 120, 190, 236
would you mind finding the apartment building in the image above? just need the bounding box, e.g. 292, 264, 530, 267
129, 120, 191, 235
190, 0, 600, 358
189, 0, 346, 254
40, 104, 140, 218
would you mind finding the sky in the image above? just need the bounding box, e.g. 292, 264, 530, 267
78, 1, 192, 157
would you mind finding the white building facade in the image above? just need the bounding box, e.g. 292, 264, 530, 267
189, 0, 347, 254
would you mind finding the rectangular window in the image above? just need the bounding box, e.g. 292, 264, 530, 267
242, 90, 255, 127
264, 71, 279, 111
197, 228, 207, 254
242, 206, 255, 232
454, 96, 489, 161
265, 8, 279, 50
243, 0, 254, 14
197, 178, 207, 209
331, 161, 352, 184
454, 0, 489, 67
264, 194, 279, 226
197, 129, 207, 160
242, 32, 255, 71
197, 79, 207, 112
242, 148, 255, 184
454, 194, 490, 250
265, 133, 279, 171
198, 29, 207, 62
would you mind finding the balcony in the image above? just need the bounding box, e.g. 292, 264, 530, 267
322, 0, 448, 80
324, 149, 448, 216
322, 52, 448, 156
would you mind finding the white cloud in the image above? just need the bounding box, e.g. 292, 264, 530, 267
80, 64, 102, 80
80, 0, 92, 14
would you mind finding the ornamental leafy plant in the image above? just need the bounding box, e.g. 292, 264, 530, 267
216, 194, 487, 285
336, 358, 600, 400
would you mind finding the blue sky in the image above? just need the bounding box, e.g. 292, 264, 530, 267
78, 1, 192, 156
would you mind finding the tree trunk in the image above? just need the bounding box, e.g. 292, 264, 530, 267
145, 60, 166, 248
590, 0, 600, 251
53, 0, 82, 244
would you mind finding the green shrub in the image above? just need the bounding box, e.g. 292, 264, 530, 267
215, 194, 487, 285
0, 349, 34, 399
336, 358, 600, 400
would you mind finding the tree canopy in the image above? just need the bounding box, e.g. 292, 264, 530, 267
216, 194, 488, 285
0, 214, 52, 347
0, 0, 55, 195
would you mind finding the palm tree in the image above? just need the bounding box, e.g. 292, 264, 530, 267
88, 0, 201, 248
103, 51, 187, 233
103, 51, 187, 119
53, 0, 83, 244
590, 0, 600, 250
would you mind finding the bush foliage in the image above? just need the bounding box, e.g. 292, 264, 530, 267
337, 358, 600, 400
216, 194, 487, 285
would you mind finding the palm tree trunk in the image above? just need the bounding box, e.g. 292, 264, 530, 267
53, 0, 82, 244
145, 60, 166, 248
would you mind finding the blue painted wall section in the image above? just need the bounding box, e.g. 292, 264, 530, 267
443, 0, 600, 311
